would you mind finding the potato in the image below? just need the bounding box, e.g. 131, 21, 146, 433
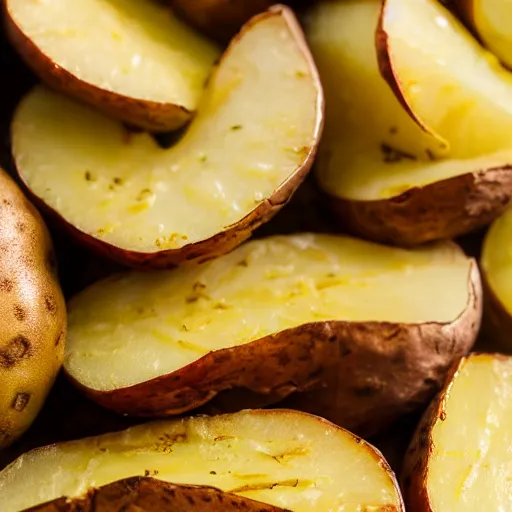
455, 0, 512, 70
0, 167, 66, 449
309, 0, 512, 247
401, 353, 512, 511
27, 477, 288, 512
0, 409, 405, 512
170, 0, 274, 42
3, 0, 220, 132
11, 6, 323, 269
61, 233, 481, 435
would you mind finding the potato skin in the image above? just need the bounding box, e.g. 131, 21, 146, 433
15, 7, 324, 270
3, 4, 191, 133
66, 322, 339, 416
327, 169, 512, 247
27, 476, 288, 512
0, 168, 66, 448
171, 0, 274, 42
283, 261, 482, 437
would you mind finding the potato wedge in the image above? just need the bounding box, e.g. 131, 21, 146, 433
0, 168, 66, 448
62, 233, 481, 432
171, 0, 274, 42
0, 409, 405, 512
4, 0, 220, 132
310, 0, 512, 246
11, 6, 323, 268
402, 353, 512, 512
455, 0, 512, 70
28, 477, 288, 512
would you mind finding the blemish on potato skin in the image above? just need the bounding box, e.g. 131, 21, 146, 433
0, 279, 14, 293
44, 295, 57, 314
13, 305, 25, 322
11, 392, 30, 412
55, 331, 65, 346
0, 336, 32, 368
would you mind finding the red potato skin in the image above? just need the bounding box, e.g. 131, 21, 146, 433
2, 4, 192, 133
328, 167, 512, 247
65, 322, 339, 416
13, 6, 325, 270
26, 477, 290, 512
283, 261, 482, 438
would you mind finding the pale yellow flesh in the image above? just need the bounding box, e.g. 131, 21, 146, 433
309, 0, 512, 201
12, 12, 319, 253
0, 410, 402, 512
481, 206, 512, 314
468, 0, 512, 71
427, 354, 512, 511
7, 0, 219, 108
64, 234, 471, 391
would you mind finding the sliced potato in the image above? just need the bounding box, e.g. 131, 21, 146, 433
0, 168, 66, 448
455, 0, 512, 70
12, 6, 323, 268
63, 233, 481, 433
0, 409, 405, 512
402, 353, 512, 512
4, 0, 220, 132
480, 205, 512, 348
171, 0, 274, 42
310, 0, 512, 246
28, 477, 287, 512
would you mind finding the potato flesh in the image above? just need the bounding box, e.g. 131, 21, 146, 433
427, 355, 512, 511
310, 0, 512, 201
12, 13, 319, 253
0, 410, 402, 512
481, 206, 512, 314
64, 234, 471, 391
472, 0, 512, 69
383, 0, 512, 157
7, 0, 219, 108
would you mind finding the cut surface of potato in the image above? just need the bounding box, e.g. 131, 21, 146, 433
310, 0, 512, 246
4, 0, 220, 131
12, 6, 323, 267
0, 168, 67, 449
28, 477, 288, 512
63, 233, 480, 420
0, 410, 404, 512
402, 353, 512, 512
456, 0, 512, 70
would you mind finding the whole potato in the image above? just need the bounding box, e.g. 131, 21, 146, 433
0, 168, 66, 448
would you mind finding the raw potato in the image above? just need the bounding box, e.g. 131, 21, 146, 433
310, 0, 512, 246
402, 353, 512, 512
171, 0, 274, 42
62, 233, 481, 432
12, 6, 323, 268
27, 477, 288, 512
455, 0, 512, 70
480, 205, 512, 348
4, 0, 220, 132
0, 168, 66, 448
0, 409, 405, 512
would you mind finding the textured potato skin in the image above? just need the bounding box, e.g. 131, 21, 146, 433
283, 261, 482, 437
26, 477, 289, 512
0, 168, 66, 448
171, 0, 274, 42
14, 6, 324, 270
66, 322, 339, 416
3, 3, 192, 133
327, 168, 512, 246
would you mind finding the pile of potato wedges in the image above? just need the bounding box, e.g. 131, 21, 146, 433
1, 0, 512, 510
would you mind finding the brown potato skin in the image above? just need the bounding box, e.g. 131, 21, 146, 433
3, 4, 191, 133
171, 0, 274, 42
66, 322, 339, 416
282, 260, 482, 438
15, 6, 325, 270
327, 168, 512, 246
0, 168, 66, 448
26, 477, 289, 512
